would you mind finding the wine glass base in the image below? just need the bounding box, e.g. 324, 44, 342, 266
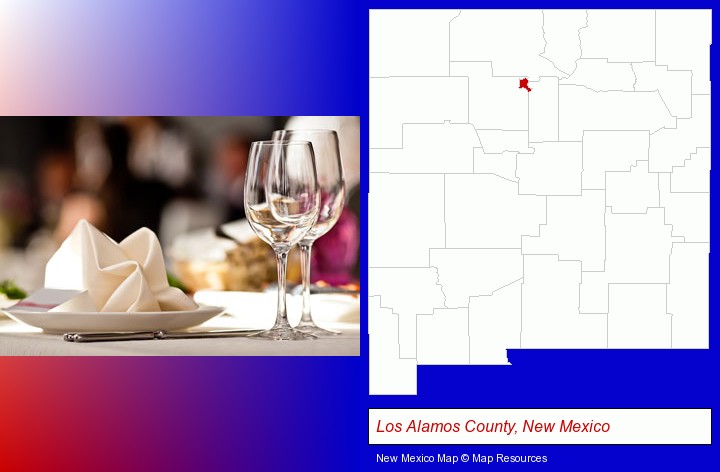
248, 326, 317, 341
295, 322, 341, 336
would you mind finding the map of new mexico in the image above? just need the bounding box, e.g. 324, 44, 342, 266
368, 10, 711, 395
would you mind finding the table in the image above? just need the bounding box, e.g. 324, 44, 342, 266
0, 316, 359, 356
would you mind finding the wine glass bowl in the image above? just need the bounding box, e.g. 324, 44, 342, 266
244, 140, 320, 340
273, 130, 345, 242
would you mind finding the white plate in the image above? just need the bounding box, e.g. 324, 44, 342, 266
1, 306, 225, 334
194, 291, 359, 327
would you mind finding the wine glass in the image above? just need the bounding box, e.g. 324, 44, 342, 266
244, 140, 320, 340
272, 129, 345, 336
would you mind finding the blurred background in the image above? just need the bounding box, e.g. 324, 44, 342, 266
0, 116, 360, 293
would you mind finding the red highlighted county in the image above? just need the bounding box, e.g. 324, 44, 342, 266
519, 78, 532, 92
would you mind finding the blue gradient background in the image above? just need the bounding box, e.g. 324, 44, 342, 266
0, 1, 717, 471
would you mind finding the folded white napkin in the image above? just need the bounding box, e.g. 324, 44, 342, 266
44, 220, 198, 312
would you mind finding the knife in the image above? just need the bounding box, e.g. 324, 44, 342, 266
63, 329, 264, 343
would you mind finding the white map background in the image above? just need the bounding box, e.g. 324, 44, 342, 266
368, 10, 711, 395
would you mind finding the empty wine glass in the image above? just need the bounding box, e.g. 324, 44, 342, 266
272, 129, 345, 336
244, 140, 320, 340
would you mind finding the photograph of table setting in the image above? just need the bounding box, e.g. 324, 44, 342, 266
0, 116, 360, 356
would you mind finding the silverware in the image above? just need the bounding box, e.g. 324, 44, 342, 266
307, 285, 359, 296
284, 284, 359, 296
63, 329, 263, 343
63, 331, 156, 342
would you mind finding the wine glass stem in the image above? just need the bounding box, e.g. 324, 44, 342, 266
299, 242, 314, 324
274, 251, 291, 330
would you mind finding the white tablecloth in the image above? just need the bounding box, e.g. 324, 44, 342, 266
0, 316, 359, 356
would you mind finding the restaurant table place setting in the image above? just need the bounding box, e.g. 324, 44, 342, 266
0, 126, 359, 355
